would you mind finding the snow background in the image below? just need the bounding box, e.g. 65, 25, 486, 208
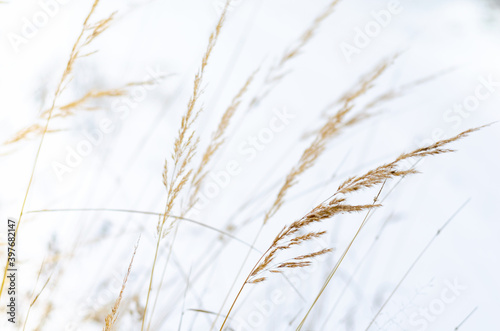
0, 0, 499, 330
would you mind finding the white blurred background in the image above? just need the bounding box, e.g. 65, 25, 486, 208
0, 0, 499, 330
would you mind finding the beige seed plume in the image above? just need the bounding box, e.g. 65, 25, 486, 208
4, 80, 158, 147
359, 68, 455, 114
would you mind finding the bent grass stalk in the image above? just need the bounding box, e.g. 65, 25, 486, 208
22, 259, 52, 331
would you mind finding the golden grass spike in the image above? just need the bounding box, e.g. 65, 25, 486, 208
4, 79, 158, 146
104, 239, 139, 331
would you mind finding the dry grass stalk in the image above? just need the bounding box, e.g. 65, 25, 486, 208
104, 240, 139, 331
302, 56, 396, 141
249, 0, 341, 109
0, 0, 113, 301
47, 79, 158, 118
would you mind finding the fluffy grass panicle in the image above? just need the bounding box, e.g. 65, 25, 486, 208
188, 68, 259, 211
